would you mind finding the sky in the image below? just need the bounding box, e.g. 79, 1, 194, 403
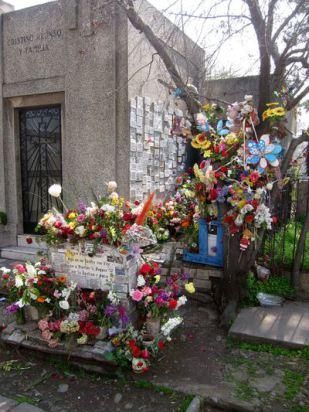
6, 0, 308, 129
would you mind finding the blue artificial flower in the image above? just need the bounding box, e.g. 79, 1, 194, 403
246, 134, 282, 174
217, 119, 232, 136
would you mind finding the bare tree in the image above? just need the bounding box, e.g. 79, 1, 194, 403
116, 0, 308, 320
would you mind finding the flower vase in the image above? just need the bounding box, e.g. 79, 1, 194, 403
15, 308, 26, 325
25, 306, 39, 321
96, 326, 107, 340
142, 334, 155, 347
146, 318, 160, 337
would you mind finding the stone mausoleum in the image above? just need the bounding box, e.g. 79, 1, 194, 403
0, 0, 204, 248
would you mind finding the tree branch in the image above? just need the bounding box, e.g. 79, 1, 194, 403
272, 0, 307, 43
287, 85, 309, 111
117, 0, 201, 116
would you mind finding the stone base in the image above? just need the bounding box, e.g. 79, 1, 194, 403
0, 322, 117, 373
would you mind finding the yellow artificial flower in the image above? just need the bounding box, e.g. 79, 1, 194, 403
154, 275, 161, 283
237, 199, 247, 209
203, 150, 212, 158
272, 107, 286, 117
266, 102, 279, 107
191, 139, 200, 149
68, 212, 77, 220
68, 221, 77, 229
196, 134, 211, 148
225, 133, 239, 145
185, 282, 195, 294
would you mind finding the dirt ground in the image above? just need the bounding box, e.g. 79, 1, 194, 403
0, 297, 308, 412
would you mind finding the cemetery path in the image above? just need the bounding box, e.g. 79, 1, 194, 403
0, 299, 308, 411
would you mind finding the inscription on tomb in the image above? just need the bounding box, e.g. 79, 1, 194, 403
7, 29, 63, 56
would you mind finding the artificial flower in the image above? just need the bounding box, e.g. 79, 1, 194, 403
48, 184, 62, 198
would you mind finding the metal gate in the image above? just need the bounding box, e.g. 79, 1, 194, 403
19, 106, 62, 233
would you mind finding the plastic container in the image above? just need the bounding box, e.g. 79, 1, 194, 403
257, 292, 284, 307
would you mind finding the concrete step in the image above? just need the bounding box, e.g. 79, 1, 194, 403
0, 246, 46, 262
17, 234, 47, 249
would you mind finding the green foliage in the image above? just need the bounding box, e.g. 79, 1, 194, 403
264, 221, 309, 271
283, 369, 304, 400
179, 395, 195, 412
242, 272, 295, 307
228, 338, 309, 361
0, 211, 7, 225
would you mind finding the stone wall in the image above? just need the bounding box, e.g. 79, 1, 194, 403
0, 0, 204, 245
129, 95, 187, 200
128, 0, 205, 101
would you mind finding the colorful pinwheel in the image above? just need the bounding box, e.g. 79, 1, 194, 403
246, 134, 282, 174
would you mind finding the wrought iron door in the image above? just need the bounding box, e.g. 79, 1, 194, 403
19, 106, 62, 233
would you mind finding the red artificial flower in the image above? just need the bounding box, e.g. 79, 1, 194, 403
2, 274, 9, 280
220, 166, 228, 173
54, 221, 62, 229
169, 299, 177, 310
132, 346, 141, 358
141, 349, 149, 359
140, 263, 152, 275
26, 237, 33, 244
214, 145, 220, 154
221, 150, 228, 157
245, 214, 254, 223
272, 216, 278, 224
157, 340, 165, 350
214, 172, 221, 179
195, 182, 205, 192
123, 213, 133, 221
208, 189, 218, 201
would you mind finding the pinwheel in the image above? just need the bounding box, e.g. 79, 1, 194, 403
246, 134, 282, 174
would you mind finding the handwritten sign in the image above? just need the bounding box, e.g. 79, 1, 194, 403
50, 245, 138, 293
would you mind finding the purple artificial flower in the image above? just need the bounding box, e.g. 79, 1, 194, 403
5, 303, 19, 314
118, 306, 129, 326
181, 272, 190, 282
77, 201, 87, 213
166, 277, 174, 286
104, 305, 117, 316
100, 229, 107, 238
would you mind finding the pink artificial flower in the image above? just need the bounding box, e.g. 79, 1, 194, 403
78, 310, 89, 322
48, 319, 62, 332
141, 286, 152, 296
42, 329, 53, 341
38, 319, 49, 331
130, 289, 144, 302
77, 214, 86, 223
14, 264, 26, 273
53, 290, 62, 299
48, 339, 59, 348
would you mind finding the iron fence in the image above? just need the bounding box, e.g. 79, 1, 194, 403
259, 177, 309, 276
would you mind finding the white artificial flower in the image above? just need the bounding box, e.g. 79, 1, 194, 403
15, 275, 24, 288
38, 270, 46, 275
45, 298, 51, 303
137, 275, 146, 287
101, 204, 115, 213
108, 290, 120, 305
161, 317, 183, 337
240, 204, 254, 215
266, 183, 273, 191
86, 202, 98, 217
0, 267, 10, 274
59, 300, 70, 310
48, 184, 62, 198
75, 225, 86, 237
68, 312, 79, 321
254, 204, 272, 230
16, 299, 25, 308
235, 214, 244, 227
109, 192, 119, 201
107, 181, 118, 193
176, 295, 187, 309
25, 263, 37, 277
